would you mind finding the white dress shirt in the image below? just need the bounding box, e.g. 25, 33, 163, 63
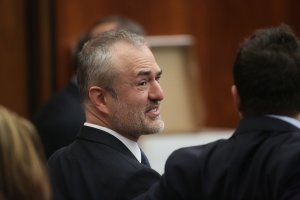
267, 114, 300, 129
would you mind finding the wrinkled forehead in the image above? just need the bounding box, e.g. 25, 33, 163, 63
110, 41, 159, 73
111, 41, 151, 62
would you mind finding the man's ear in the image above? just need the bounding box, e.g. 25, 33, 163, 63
89, 86, 110, 114
231, 85, 241, 114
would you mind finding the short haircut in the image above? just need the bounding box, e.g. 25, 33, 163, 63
77, 29, 146, 103
233, 24, 300, 117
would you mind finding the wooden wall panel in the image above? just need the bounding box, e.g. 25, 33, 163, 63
187, 0, 290, 127
53, 0, 300, 128
0, 0, 28, 116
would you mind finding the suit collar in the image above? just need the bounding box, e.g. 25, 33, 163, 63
267, 115, 300, 129
83, 123, 142, 162
235, 116, 300, 135
76, 126, 138, 161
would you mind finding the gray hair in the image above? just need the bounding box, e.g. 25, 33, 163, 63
77, 29, 147, 103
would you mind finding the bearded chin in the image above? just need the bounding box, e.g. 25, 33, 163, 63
110, 101, 164, 136
111, 114, 164, 136
146, 118, 165, 134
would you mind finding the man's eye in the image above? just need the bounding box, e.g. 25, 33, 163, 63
156, 76, 161, 82
138, 81, 147, 86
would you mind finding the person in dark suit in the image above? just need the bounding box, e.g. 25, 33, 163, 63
134, 24, 300, 200
47, 30, 164, 200
32, 16, 145, 158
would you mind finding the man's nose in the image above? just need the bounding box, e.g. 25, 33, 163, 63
149, 81, 164, 101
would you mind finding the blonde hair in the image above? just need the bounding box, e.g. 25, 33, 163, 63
0, 106, 51, 200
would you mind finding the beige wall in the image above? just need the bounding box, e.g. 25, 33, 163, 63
148, 35, 204, 133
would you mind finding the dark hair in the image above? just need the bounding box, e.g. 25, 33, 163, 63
233, 24, 300, 117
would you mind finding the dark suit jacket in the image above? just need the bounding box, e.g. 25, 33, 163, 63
33, 81, 85, 158
48, 126, 161, 200
135, 116, 300, 200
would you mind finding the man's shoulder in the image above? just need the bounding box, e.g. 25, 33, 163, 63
270, 131, 300, 159
46, 136, 138, 171
47, 145, 71, 164
165, 139, 226, 170
171, 139, 225, 157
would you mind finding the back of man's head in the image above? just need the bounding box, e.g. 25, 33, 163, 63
233, 24, 300, 117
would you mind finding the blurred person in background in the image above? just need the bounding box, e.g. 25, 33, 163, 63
0, 105, 51, 200
33, 15, 145, 158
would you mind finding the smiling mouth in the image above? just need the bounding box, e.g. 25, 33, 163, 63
146, 106, 160, 118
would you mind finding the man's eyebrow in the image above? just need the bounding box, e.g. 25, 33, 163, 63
137, 69, 162, 76
137, 70, 151, 76
157, 70, 163, 76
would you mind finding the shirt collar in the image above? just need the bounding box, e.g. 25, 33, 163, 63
84, 122, 141, 162
267, 115, 300, 129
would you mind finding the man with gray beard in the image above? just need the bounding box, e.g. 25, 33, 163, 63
48, 29, 164, 200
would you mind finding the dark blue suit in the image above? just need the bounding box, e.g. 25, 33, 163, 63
135, 116, 300, 200
48, 126, 161, 200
